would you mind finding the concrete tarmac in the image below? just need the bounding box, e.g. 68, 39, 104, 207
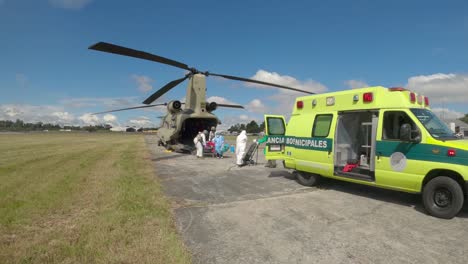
145, 135, 468, 264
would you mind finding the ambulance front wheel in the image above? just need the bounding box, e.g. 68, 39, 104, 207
296, 171, 320, 187
422, 176, 464, 219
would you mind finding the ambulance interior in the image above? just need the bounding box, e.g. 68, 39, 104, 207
334, 111, 376, 180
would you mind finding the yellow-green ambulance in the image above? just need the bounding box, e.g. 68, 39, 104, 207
264, 86, 468, 219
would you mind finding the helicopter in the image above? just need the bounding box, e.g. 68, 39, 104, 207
89, 42, 314, 152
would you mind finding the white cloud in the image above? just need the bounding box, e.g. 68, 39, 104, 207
2, 105, 21, 118
206, 95, 246, 112
431, 108, 464, 120
266, 93, 297, 117
248, 69, 327, 94
52, 111, 74, 123
407, 73, 468, 103
103, 114, 117, 123
49, 0, 93, 10
0, 102, 157, 127
246, 99, 268, 113
128, 116, 154, 127
246, 70, 328, 117
0, 104, 77, 125
60, 96, 168, 115
79, 113, 100, 125
102, 114, 119, 127
218, 114, 261, 130
206, 96, 238, 105
345, 79, 369, 89
239, 114, 249, 121
132, 74, 154, 93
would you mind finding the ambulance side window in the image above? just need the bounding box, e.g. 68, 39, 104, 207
312, 114, 333, 137
382, 111, 416, 140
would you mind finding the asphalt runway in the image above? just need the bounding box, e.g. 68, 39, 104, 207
145, 135, 468, 264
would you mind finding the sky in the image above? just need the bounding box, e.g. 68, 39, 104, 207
1, 0, 468, 129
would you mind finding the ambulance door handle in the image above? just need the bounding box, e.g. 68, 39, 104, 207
377, 151, 381, 161
328, 150, 332, 157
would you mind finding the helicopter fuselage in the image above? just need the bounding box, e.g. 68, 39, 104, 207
156, 74, 220, 152
157, 109, 219, 152
89, 41, 311, 153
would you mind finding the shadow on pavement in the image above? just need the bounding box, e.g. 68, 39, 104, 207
268, 170, 468, 219
319, 177, 468, 219
151, 154, 186, 162
268, 170, 296, 180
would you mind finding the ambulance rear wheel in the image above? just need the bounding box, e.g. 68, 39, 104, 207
296, 171, 320, 187
422, 176, 464, 219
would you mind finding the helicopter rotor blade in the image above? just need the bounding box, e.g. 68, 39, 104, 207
217, 103, 244, 109
209, 73, 315, 94
142, 75, 189, 104
89, 42, 190, 71
92, 103, 168, 115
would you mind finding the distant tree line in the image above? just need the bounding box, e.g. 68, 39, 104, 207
460, 114, 468, 124
0, 119, 163, 132
227, 120, 265, 134
0, 119, 112, 132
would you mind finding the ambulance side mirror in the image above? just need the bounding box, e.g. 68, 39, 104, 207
400, 123, 421, 143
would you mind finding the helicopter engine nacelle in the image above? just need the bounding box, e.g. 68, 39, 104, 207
206, 102, 217, 112
167, 100, 182, 113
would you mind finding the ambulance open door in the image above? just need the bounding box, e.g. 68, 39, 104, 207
264, 115, 286, 161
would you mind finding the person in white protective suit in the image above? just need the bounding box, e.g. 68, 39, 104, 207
208, 126, 216, 142
236, 130, 248, 166
194, 131, 206, 158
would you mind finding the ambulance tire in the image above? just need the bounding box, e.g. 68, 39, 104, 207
296, 171, 320, 187
422, 176, 464, 219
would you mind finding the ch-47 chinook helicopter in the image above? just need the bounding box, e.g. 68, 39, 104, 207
89, 42, 314, 152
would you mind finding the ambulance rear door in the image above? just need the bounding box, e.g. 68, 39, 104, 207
264, 115, 286, 160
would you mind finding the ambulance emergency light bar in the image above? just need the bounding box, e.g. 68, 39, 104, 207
390, 87, 429, 106
295, 87, 430, 109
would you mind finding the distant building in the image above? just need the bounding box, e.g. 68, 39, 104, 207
109, 126, 143, 132
442, 119, 468, 138
110, 126, 126, 132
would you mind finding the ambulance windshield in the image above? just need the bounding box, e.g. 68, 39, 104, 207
411, 109, 457, 140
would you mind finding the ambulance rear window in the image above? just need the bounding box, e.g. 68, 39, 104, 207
267, 117, 285, 135
312, 114, 333, 137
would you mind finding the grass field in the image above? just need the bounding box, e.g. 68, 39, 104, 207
0, 133, 191, 264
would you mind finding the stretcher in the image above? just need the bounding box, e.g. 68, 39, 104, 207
242, 142, 259, 166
